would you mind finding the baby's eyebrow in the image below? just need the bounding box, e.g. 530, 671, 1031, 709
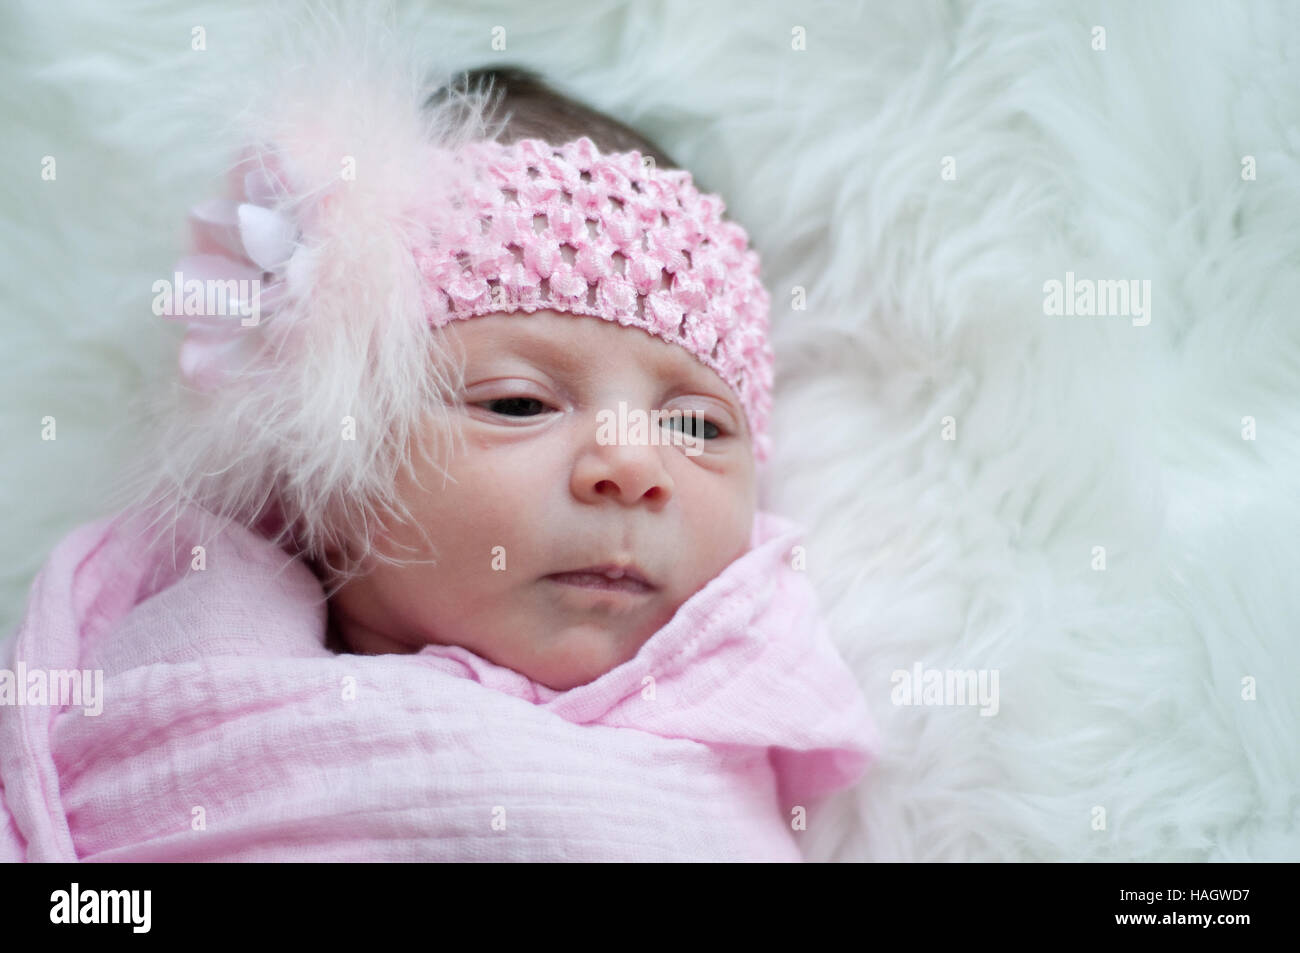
491, 329, 680, 383
495, 331, 590, 375
489, 328, 743, 416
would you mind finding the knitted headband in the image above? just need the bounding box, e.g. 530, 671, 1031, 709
163, 135, 774, 462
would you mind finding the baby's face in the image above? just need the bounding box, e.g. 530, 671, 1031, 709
328, 310, 757, 691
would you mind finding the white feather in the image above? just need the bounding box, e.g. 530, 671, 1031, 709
97, 2, 500, 592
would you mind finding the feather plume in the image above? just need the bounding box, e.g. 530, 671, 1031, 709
106, 2, 500, 593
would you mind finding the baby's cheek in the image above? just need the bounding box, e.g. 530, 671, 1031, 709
689, 486, 752, 573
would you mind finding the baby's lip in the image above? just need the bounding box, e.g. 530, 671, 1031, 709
546, 563, 657, 590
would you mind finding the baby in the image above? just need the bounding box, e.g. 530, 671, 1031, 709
0, 61, 876, 862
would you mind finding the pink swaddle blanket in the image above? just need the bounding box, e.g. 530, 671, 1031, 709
0, 505, 877, 862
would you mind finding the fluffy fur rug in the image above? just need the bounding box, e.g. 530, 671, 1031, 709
2, 0, 1296, 861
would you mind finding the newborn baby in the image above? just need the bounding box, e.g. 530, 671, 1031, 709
0, 62, 876, 863
327, 308, 758, 692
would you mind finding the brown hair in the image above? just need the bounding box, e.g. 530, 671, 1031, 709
426, 65, 680, 170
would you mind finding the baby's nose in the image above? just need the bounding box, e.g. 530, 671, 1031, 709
571, 412, 674, 506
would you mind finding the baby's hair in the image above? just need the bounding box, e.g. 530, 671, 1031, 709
426, 65, 681, 171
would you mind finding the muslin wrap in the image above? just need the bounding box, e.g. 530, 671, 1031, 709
1, 505, 876, 861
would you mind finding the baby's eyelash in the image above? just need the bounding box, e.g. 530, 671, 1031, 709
660, 413, 722, 440
478, 397, 551, 417
473, 397, 726, 439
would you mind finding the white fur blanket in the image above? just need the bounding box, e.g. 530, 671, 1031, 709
2, 0, 1297, 861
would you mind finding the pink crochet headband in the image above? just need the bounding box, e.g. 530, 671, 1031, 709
161, 135, 773, 462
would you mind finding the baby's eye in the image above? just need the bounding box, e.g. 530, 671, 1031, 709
661, 413, 721, 440
479, 397, 551, 417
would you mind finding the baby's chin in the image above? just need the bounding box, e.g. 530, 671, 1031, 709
514, 619, 660, 692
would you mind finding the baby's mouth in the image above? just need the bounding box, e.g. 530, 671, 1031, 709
545, 565, 657, 593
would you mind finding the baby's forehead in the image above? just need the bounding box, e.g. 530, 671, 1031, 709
455, 311, 713, 381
